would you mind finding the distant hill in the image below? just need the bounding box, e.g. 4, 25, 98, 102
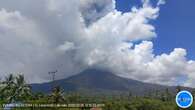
30, 69, 192, 96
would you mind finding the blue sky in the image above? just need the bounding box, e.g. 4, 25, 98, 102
116, 0, 195, 60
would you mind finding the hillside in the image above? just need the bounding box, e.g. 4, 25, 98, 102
31, 69, 191, 95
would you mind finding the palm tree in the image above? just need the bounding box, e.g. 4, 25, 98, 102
10, 74, 31, 102
0, 74, 16, 101
0, 74, 31, 103
49, 86, 64, 103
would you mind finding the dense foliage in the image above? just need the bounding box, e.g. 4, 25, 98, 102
0, 74, 195, 110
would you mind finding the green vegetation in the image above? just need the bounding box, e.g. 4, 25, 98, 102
0, 74, 31, 103
0, 74, 195, 110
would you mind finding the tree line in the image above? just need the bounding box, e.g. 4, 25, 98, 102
0, 74, 195, 110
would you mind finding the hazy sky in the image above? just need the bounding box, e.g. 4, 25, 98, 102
0, 0, 195, 87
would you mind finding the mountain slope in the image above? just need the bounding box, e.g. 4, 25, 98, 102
30, 69, 186, 95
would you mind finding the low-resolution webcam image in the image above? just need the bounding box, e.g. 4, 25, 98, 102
0, 0, 195, 110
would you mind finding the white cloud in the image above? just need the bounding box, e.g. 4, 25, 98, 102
57, 41, 75, 52
86, 5, 159, 41
0, 0, 194, 87
99, 41, 194, 86
157, 0, 166, 6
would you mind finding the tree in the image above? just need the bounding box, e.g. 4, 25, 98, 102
0, 74, 31, 103
13, 74, 32, 101
0, 74, 16, 102
49, 86, 64, 103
